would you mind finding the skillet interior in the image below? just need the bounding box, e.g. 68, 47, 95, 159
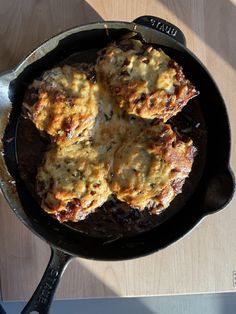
2, 24, 231, 260
16, 46, 206, 239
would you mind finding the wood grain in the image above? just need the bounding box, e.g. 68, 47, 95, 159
0, 0, 236, 301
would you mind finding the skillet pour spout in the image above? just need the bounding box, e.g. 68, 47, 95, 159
0, 71, 15, 140
0, 16, 235, 314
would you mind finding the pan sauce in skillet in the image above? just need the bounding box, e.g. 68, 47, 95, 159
17, 41, 207, 239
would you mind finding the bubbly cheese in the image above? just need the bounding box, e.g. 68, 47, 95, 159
37, 142, 111, 222
23, 40, 198, 222
23, 65, 98, 146
110, 124, 196, 212
96, 39, 198, 121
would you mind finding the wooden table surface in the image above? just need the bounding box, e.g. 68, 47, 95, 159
0, 0, 236, 301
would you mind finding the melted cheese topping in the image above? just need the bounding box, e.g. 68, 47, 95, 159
37, 143, 111, 221
23, 40, 198, 222
23, 65, 98, 146
110, 124, 196, 212
96, 39, 198, 121
92, 87, 148, 162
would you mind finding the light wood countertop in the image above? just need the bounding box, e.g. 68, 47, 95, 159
0, 0, 236, 301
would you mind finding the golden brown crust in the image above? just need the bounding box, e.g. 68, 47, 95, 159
96, 39, 198, 121
36, 143, 111, 222
110, 124, 196, 212
23, 65, 98, 146
23, 41, 199, 223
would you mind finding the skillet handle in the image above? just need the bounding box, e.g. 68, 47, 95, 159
21, 247, 72, 314
133, 15, 186, 46
204, 167, 235, 214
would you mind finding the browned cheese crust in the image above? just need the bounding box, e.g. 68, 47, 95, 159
23, 65, 98, 146
110, 124, 196, 212
96, 39, 198, 121
36, 143, 111, 222
23, 40, 199, 223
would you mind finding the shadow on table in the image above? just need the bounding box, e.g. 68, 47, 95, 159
1, 259, 155, 314
220, 291, 236, 314
2, 291, 236, 314
158, 0, 236, 69
0, 0, 104, 72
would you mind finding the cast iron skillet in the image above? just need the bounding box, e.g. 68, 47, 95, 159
0, 16, 235, 314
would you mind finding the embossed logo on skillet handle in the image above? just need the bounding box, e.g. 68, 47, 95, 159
133, 15, 186, 46
21, 247, 72, 314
